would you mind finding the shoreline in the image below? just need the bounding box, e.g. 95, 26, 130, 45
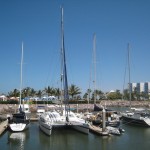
0, 100, 150, 114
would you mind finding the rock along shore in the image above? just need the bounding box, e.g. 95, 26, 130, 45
0, 100, 150, 114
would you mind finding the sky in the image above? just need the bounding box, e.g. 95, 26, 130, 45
0, 0, 150, 95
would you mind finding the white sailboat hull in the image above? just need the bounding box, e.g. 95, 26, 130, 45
71, 121, 89, 134
39, 120, 52, 136
67, 111, 89, 134
52, 121, 66, 128
9, 123, 28, 132
122, 114, 150, 127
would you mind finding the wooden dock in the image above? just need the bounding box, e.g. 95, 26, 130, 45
30, 118, 38, 121
89, 125, 109, 136
0, 120, 8, 135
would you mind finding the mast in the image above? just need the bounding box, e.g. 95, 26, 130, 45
61, 6, 69, 121
20, 42, 24, 105
87, 69, 92, 112
128, 43, 131, 109
60, 6, 64, 109
87, 55, 93, 111
93, 33, 97, 104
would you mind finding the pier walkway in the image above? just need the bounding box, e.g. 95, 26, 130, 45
0, 120, 8, 135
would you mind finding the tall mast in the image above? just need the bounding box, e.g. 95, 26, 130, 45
20, 42, 24, 105
60, 6, 64, 107
128, 43, 131, 108
61, 6, 69, 121
93, 33, 97, 104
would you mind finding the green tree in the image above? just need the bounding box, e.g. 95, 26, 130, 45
116, 89, 122, 99
83, 93, 88, 99
8, 89, 20, 97
22, 87, 31, 98
107, 90, 122, 100
44, 86, 55, 96
55, 88, 61, 99
69, 84, 81, 99
123, 89, 131, 100
36, 90, 42, 98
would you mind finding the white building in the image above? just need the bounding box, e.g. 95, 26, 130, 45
0, 95, 7, 101
137, 82, 145, 93
130, 82, 150, 94
130, 83, 137, 92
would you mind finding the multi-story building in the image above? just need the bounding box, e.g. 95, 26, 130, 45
130, 83, 137, 92
137, 82, 145, 93
144, 82, 150, 94
129, 82, 150, 94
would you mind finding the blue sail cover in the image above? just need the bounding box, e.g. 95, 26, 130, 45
63, 40, 69, 104
19, 105, 23, 113
61, 7, 70, 121
62, 35, 70, 116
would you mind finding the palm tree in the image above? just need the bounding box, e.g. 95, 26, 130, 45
55, 88, 61, 99
87, 89, 92, 100
44, 86, 55, 96
8, 89, 20, 98
69, 84, 81, 100
96, 90, 104, 100
22, 87, 31, 98
92, 89, 100, 100
36, 90, 42, 98
30, 88, 36, 97
83, 93, 88, 99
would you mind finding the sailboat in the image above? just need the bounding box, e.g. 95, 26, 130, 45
60, 6, 89, 134
8, 42, 30, 132
121, 44, 150, 127
38, 111, 53, 135
90, 34, 121, 130
39, 7, 89, 135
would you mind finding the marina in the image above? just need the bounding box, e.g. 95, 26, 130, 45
0, 104, 150, 150
1, 99, 150, 150
0, 1, 150, 149
0, 120, 150, 150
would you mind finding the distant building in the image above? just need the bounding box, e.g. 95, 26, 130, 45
145, 82, 150, 94
137, 82, 145, 93
129, 82, 150, 95
109, 90, 115, 93
130, 83, 137, 92
0, 95, 7, 101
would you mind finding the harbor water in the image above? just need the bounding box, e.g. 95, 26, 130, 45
0, 121, 150, 150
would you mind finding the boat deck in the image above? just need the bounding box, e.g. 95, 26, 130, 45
89, 124, 109, 136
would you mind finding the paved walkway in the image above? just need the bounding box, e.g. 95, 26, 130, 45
0, 120, 8, 135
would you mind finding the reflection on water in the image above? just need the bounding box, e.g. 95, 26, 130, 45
8, 132, 26, 150
9, 132, 26, 140
0, 119, 150, 150
7, 129, 29, 150
39, 128, 91, 150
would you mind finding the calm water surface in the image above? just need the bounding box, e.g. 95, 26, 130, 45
1, 122, 150, 150
1, 106, 150, 150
